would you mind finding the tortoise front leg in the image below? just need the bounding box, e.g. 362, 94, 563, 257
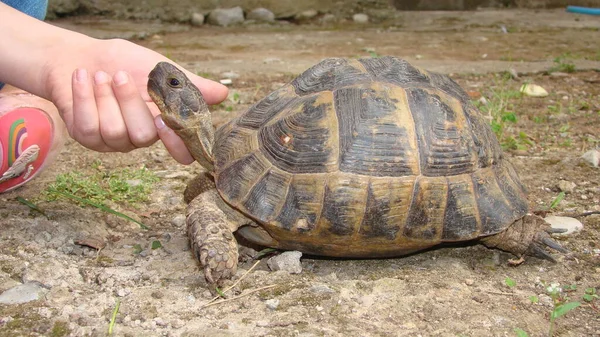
186, 189, 248, 285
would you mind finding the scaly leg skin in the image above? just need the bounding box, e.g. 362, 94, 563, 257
186, 189, 244, 286
481, 214, 569, 262
184, 172, 216, 204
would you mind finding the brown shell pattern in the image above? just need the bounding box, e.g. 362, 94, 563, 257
213, 56, 528, 257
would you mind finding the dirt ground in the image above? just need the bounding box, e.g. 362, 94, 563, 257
1, 8, 599, 337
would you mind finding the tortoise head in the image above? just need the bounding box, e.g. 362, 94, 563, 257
148, 62, 215, 172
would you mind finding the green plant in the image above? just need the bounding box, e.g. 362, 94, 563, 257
549, 53, 576, 73
505, 276, 517, 288
474, 79, 531, 150
42, 160, 157, 229
583, 287, 598, 302
544, 282, 581, 336
514, 328, 529, 337
44, 160, 158, 206
548, 192, 565, 210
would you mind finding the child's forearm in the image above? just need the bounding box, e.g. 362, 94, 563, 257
0, 2, 90, 98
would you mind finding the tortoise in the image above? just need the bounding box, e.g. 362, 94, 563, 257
148, 56, 566, 285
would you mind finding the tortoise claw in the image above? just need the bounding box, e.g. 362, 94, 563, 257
527, 244, 557, 262
542, 237, 569, 253
545, 227, 568, 234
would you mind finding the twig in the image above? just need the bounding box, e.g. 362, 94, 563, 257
486, 291, 518, 296
203, 260, 262, 306
564, 211, 600, 218
202, 284, 277, 309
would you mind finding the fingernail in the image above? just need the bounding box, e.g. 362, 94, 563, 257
94, 71, 110, 85
113, 71, 128, 86
75, 68, 88, 82
154, 115, 166, 129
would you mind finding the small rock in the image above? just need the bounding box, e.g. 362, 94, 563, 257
221, 71, 240, 79
545, 216, 584, 235
265, 298, 279, 310
581, 149, 600, 167
116, 288, 131, 297
219, 79, 233, 85
171, 319, 185, 329
256, 320, 269, 327
171, 214, 186, 227
321, 14, 336, 24
191, 12, 205, 26
151, 291, 164, 299
465, 279, 475, 286
557, 180, 576, 194
263, 57, 282, 64
207, 7, 244, 27
247, 8, 275, 22
310, 284, 335, 294
154, 317, 168, 327
295, 9, 318, 21
520, 83, 548, 97
267, 251, 302, 274
0, 282, 47, 304
352, 13, 369, 24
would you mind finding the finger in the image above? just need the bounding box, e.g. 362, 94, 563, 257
71, 68, 109, 151
94, 71, 134, 152
112, 71, 158, 148
155, 115, 194, 164
186, 73, 229, 105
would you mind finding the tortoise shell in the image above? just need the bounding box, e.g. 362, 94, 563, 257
212, 56, 529, 257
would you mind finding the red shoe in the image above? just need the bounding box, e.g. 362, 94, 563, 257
0, 86, 65, 193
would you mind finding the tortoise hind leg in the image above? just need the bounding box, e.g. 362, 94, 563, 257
481, 214, 568, 262
187, 188, 251, 285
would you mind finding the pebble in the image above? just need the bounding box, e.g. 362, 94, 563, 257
581, 149, 600, 167
116, 288, 131, 297
247, 8, 275, 22
557, 180, 576, 194
295, 9, 318, 21
545, 216, 584, 235
191, 12, 205, 26
267, 251, 303, 274
265, 298, 279, 310
221, 71, 240, 79
171, 319, 185, 329
263, 57, 282, 64
352, 13, 369, 23
171, 214, 186, 227
465, 279, 475, 286
310, 284, 335, 294
207, 7, 245, 27
520, 83, 548, 97
0, 282, 47, 304
321, 14, 336, 24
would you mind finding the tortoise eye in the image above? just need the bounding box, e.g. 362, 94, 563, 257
168, 77, 181, 87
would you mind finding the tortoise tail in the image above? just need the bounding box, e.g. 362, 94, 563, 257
481, 214, 568, 262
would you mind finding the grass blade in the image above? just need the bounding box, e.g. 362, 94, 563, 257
46, 187, 149, 230
16, 196, 48, 218
549, 192, 565, 210
108, 299, 121, 335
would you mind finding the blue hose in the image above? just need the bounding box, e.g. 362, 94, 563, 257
566, 6, 600, 15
